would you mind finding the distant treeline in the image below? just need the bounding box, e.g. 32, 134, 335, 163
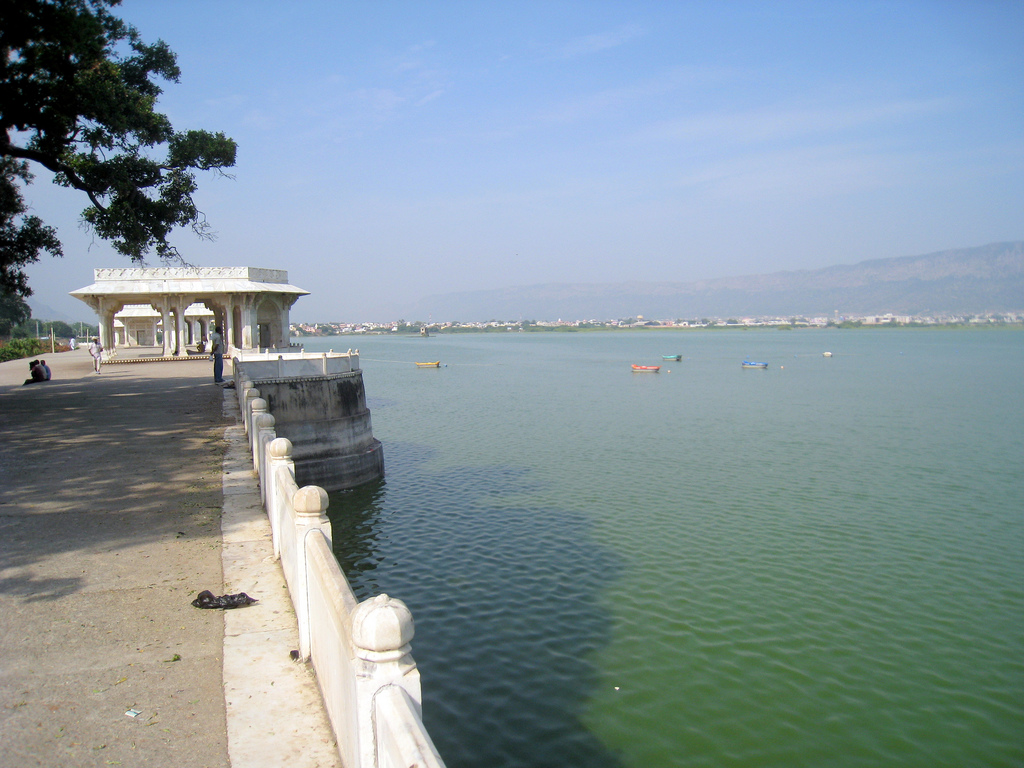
7, 318, 98, 340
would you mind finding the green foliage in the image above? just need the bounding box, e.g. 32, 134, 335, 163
0, 289, 31, 335
0, 336, 43, 361
0, 0, 237, 296
47, 320, 76, 337
0, 157, 62, 296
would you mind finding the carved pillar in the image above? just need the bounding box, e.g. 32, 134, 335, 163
160, 301, 172, 357
173, 299, 184, 356
241, 295, 255, 350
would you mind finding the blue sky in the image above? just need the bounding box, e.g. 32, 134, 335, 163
23, 0, 1024, 322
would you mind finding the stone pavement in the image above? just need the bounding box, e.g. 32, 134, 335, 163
0, 349, 341, 768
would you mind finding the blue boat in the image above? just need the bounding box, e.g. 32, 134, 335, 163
662, 354, 682, 361
742, 360, 768, 369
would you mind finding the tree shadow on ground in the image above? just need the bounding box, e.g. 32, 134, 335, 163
0, 364, 227, 593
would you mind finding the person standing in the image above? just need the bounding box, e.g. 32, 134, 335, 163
210, 325, 225, 383
87, 337, 103, 373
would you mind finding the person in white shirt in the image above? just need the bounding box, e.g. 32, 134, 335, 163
87, 338, 103, 373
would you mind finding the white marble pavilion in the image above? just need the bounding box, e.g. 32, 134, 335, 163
70, 267, 309, 357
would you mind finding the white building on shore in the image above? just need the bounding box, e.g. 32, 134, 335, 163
70, 267, 309, 356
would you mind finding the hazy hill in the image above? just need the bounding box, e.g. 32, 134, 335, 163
410, 241, 1024, 321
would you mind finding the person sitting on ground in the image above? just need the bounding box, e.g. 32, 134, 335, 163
40, 360, 51, 380
23, 360, 46, 385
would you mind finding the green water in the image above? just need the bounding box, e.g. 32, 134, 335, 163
306, 329, 1024, 768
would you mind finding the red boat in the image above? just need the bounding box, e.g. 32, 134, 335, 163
631, 364, 661, 372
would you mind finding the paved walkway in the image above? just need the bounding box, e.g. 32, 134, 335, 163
0, 349, 341, 767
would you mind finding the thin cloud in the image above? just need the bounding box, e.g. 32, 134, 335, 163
539, 65, 740, 125
559, 24, 645, 58
416, 89, 446, 106
671, 143, 920, 201
637, 97, 952, 147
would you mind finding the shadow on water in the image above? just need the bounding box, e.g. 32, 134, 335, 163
327, 475, 389, 589
328, 441, 626, 768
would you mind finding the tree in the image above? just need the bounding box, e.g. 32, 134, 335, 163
47, 319, 76, 337
0, 0, 237, 297
0, 288, 31, 336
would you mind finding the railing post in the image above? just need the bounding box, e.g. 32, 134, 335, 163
352, 594, 421, 768
255, 412, 276, 490
243, 387, 261, 436
265, 437, 294, 558
238, 378, 254, 420
293, 485, 330, 660
249, 398, 268, 455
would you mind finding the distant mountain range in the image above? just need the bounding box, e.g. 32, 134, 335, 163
409, 241, 1024, 322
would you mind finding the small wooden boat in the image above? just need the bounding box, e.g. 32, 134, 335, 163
415, 361, 440, 367
662, 354, 682, 361
741, 360, 768, 369
631, 364, 661, 372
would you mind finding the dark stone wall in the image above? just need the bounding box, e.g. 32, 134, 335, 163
247, 371, 385, 491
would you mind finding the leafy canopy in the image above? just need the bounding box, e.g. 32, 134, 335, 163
0, 288, 32, 336
0, 0, 237, 296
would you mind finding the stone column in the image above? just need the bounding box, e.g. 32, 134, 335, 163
160, 301, 172, 357
225, 297, 235, 353
97, 301, 115, 355
241, 295, 255, 350
173, 300, 184, 355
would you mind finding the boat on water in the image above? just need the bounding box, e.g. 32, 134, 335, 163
415, 361, 440, 367
632, 364, 661, 372
823, 351, 833, 357
741, 360, 768, 369
662, 354, 682, 361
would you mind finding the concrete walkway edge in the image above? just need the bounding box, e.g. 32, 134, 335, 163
218, 388, 342, 768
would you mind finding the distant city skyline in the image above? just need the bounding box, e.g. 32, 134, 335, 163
22, 1, 1024, 323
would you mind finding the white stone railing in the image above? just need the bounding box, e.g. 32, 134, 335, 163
233, 348, 360, 379
235, 375, 445, 768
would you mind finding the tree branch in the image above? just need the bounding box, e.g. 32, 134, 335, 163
0, 141, 109, 211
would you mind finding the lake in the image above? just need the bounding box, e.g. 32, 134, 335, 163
301, 328, 1024, 768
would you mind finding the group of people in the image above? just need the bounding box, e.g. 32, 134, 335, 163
19, 330, 222, 383
22, 359, 51, 385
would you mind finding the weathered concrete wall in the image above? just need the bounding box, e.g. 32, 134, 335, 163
237, 363, 384, 491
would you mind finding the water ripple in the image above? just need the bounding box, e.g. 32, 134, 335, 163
316, 331, 1024, 768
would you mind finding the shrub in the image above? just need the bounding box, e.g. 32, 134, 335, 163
0, 338, 44, 362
